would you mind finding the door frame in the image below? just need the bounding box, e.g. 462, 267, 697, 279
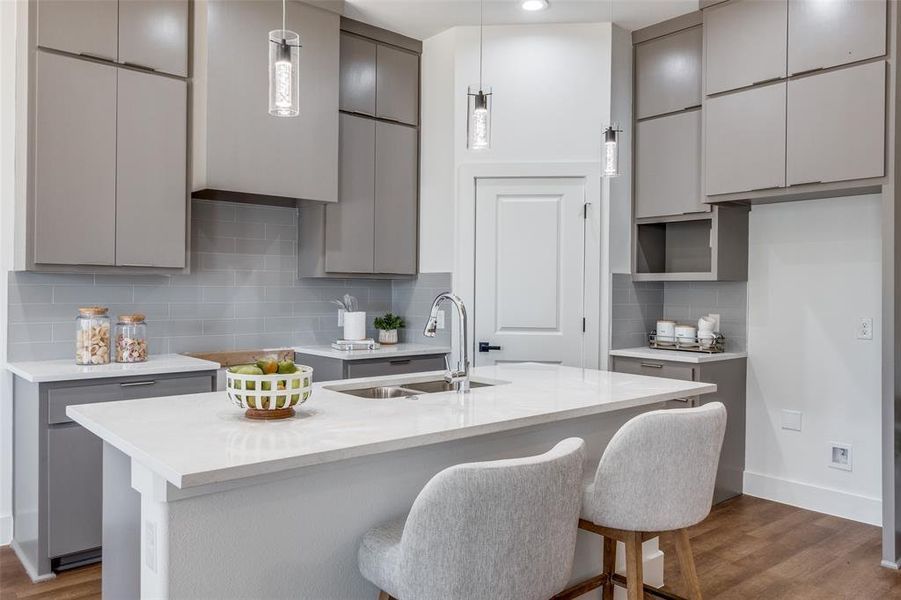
455, 162, 605, 370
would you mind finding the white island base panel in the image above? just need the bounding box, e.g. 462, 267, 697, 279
71, 364, 714, 599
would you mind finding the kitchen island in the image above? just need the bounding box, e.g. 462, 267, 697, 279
67, 363, 716, 599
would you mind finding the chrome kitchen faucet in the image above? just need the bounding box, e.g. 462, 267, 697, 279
423, 292, 470, 392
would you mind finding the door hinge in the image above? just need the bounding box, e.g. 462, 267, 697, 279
582, 317, 586, 332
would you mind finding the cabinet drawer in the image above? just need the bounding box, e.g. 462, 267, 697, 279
48, 383, 123, 425
612, 356, 696, 382
119, 374, 213, 401
345, 355, 446, 379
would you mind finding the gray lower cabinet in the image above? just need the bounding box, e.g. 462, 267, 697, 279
788, 0, 886, 76
34, 52, 118, 266
118, 0, 189, 77
339, 33, 377, 115
635, 25, 702, 120
787, 61, 886, 186
116, 69, 187, 268
376, 44, 419, 126
635, 110, 703, 219
374, 122, 418, 274
611, 355, 747, 504
12, 371, 216, 577
704, 0, 787, 95
705, 82, 787, 196
295, 352, 447, 381
37, 0, 118, 61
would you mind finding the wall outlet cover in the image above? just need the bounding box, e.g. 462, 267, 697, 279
781, 409, 802, 432
829, 442, 853, 471
857, 317, 873, 340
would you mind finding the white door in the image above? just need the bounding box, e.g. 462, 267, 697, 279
474, 177, 586, 367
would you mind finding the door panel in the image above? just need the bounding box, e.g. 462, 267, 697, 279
475, 178, 585, 367
788, 0, 886, 75
37, 0, 118, 61
374, 122, 418, 275
340, 33, 377, 115
635, 111, 704, 218
48, 425, 103, 557
787, 61, 885, 186
376, 45, 419, 125
118, 0, 189, 76
635, 26, 702, 119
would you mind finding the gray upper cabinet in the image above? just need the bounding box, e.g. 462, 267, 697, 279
788, 0, 886, 75
376, 45, 419, 125
340, 33, 377, 115
635, 111, 703, 219
705, 83, 786, 196
787, 61, 885, 186
34, 52, 117, 266
118, 0, 189, 77
205, 0, 339, 202
326, 114, 376, 273
374, 122, 418, 274
116, 69, 187, 268
37, 0, 118, 61
705, 0, 787, 94
635, 26, 702, 119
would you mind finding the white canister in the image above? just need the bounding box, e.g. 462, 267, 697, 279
343, 311, 367, 341
675, 325, 698, 344
656, 320, 676, 343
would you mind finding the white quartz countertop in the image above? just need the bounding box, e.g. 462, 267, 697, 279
293, 343, 450, 361
609, 347, 748, 364
67, 363, 715, 489
6, 354, 221, 383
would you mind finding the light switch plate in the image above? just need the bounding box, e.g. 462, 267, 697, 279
781, 409, 802, 431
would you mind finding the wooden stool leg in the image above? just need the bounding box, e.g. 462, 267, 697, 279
602, 536, 617, 600
624, 531, 644, 600
674, 529, 702, 600
377, 592, 391, 600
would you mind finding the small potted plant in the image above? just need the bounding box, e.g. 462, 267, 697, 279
373, 313, 405, 345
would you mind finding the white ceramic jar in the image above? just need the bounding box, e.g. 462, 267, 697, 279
656, 320, 676, 344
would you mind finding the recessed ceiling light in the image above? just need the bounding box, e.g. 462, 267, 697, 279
521, 0, 549, 11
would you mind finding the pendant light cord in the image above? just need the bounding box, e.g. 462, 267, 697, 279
282, 0, 286, 38
479, 0, 483, 90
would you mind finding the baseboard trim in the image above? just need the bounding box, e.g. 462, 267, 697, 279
10, 539, 56, 583
881, 559, 900, 570
0, 513, 11, 546
743, 470, 881, 526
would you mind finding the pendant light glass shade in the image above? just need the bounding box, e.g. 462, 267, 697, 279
603, 125, 621, 178
269, 29, 300, 117
467, 85, 492, 150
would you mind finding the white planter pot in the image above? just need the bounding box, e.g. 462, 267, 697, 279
378, 329, 398, 344
343, 311, 367, 341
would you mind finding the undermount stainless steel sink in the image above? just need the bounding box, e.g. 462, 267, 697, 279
325, 378, 495, 398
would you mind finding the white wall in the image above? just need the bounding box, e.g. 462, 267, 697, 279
0, 0, 19, 546
745, 194, 883, 525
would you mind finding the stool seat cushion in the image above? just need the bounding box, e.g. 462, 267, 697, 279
358, 516, 406, 598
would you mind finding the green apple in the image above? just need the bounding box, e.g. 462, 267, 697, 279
256, 357, 278, 374
277, 360, 298, 374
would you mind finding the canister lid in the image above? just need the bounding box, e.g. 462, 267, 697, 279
118, 313, 146, 323
78, 306, 109, 316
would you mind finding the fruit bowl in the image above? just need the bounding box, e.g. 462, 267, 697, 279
225, 361, 313, 420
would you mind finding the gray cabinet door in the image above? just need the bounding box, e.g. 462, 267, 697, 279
48, 424, 102, 557
376, 45, 419, 125
34, 52, 117, 266
705, 0, 787, 94
787, 61, 885, 186
611, 356, 696, 382
340, 33, 377, 115
788, 0, 886, 75
705, 83, 786, 196
118, 0, 189, 76
635, 26, 702, 119
37, 0, 118, 61
635, 111, 703, 219
116, 69, 187, 268
325, 114, 376, 273
374, 122, 418, 274
205, 0, 339, 202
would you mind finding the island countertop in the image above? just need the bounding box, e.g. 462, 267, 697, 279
67, 363, 716, 489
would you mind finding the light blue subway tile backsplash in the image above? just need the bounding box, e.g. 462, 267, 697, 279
7, 198, 452, 362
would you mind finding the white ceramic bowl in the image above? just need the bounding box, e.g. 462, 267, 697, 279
225, 366, 313, 412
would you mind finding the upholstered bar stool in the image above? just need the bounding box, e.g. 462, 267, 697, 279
555, 403, 727, 600
358, 438, 586, 600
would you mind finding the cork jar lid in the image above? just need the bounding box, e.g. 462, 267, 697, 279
78, 306, 109, 316
118, 313, 146, 323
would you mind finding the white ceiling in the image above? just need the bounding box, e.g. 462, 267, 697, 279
342, 0, 700, 40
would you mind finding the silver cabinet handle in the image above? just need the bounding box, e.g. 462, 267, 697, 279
389, 359, 411, 365
120, 380, 157, 387
78, 51, 117, 64
123, 61, 156, 72
791, 66, 824, 77
640, 363, 664, 369
751, 76, 783, 86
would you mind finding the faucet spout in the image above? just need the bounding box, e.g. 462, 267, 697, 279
423, 292, 470, 392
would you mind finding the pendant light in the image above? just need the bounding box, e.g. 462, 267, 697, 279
268, 0, 301, 117
467, 0, 492, 150
602, 0, 622, 177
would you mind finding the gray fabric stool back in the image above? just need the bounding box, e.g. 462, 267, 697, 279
358, 437, 586, 600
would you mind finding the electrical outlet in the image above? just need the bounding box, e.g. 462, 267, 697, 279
144, 520, 158, 573
857, 317, 873, 340
437, 310, 446, 330
829, 443, 853, 471
337, 309, 345, 327
781, 409, 802, 431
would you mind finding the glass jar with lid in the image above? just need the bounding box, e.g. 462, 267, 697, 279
75, 307, 111, 365
115, 314, 148, 363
